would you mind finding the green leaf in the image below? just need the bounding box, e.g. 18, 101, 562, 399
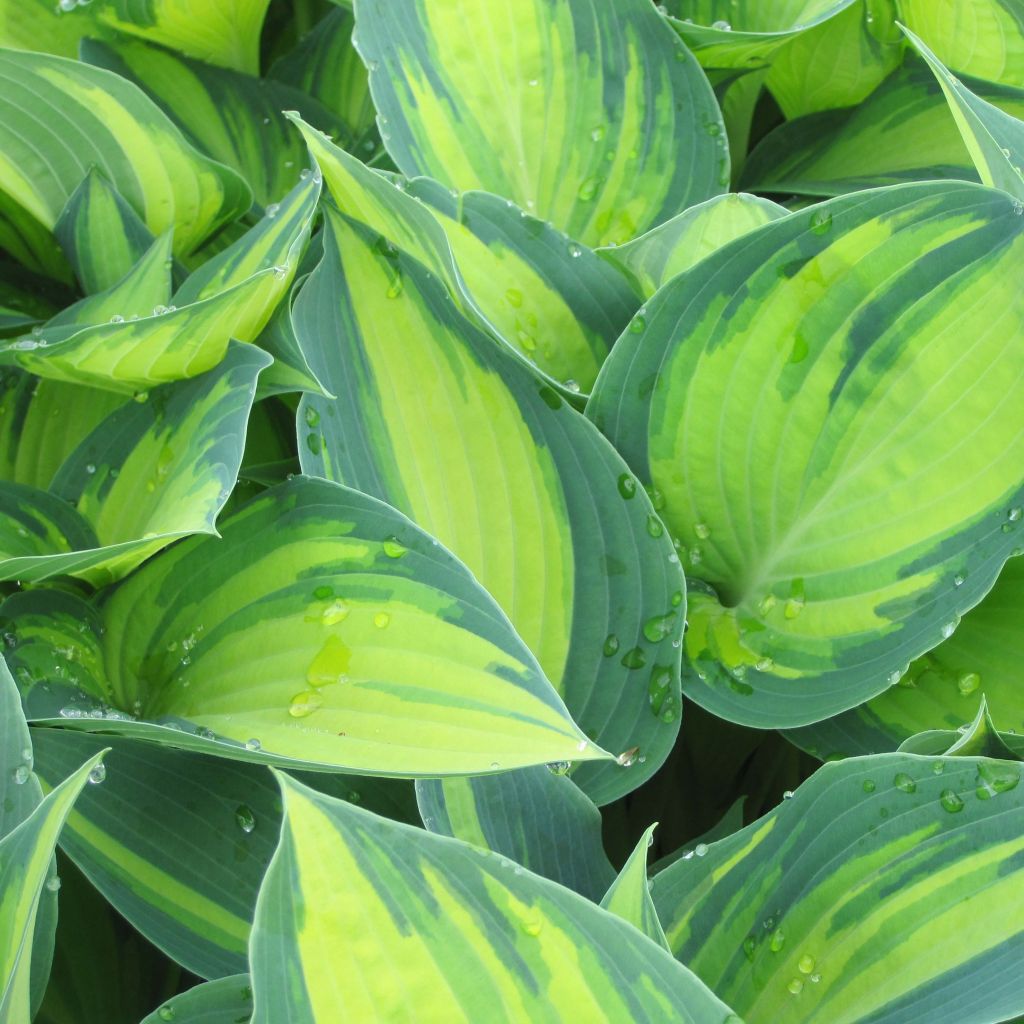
903, 23, 1024, 201
896, 0, 1024, 87
31, 727, 416, 980
53, 170, 157, 294
601, 824, 670, 951
269, 7, 378, 154
666, 1, 856, 70
296, 208, 685, 803
0, 749, 105, 1024
88, 0, 272, 75
27, 476, 605, 774
0, 343, 268, 585
786, 556, 1024, 757
651, 752, 1024, 1023
82, 36, 348, 208
415, 767, 616, 901
0, 48, 250, 268
141, 977, 253, 1024
1, 175, 317, 393
0, 0, 108, 59
597, 193, 787, 298
354, 0, 727, 247
764, 0, 903, 117
587, 181, 1024, 729
249, 772, 740, 1023
742, 60, 1024, 196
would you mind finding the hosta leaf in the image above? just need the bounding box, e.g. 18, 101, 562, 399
251, 293, 328, 399
742, 61, 1024, 196
0, 343, 267, 585
1, 175, 317, 393
0, 48, 250, 265
416, 767, 616, 901
651, 752, 1024, 1024
296, 208, 685, 803
896, 0, 1024, 87
291, 117, 636, 394
0, 749, 105, 1024
666, 1, 856, 70
53, 170, 157, 294
34, 476, 604, 775
87, 0, 271, 75
764, 0, 903, 117
142, 977, 253, 1024
588, 181, 1024, 729
82, 37, 347, 207
787, 556, 1024, 757
402, 179, 638, 394
904, 24, 1024, 201
598, 193, 787, 298
0, 0, 107, 59
249, 772, 740, 1024
269, 7, 378, 154
354, 0, 727, 247
32, 729, 410, 979
600, 825, 670, 951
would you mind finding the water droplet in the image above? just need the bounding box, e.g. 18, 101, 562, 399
1009, 506, 1022, 522
382, 537, 407, 558
602, 634, 620, 657
235, 804, 256, 833
563, 378, 581, 393
788, 978, 804, 995
45, 875, 61, 893
642, 612, 677, 643
546, 760, 570, 775
646, 515, 664, 538
304, 406, 320, 429
809, 210, 833, 235
758, 593, 777, 615
521, 910, 543, 936
505, 287, 523, 308
694, 522, 711, 539
941, 619, 959, 639
621, 646, 646, 669
953, 572, 966, 587
782, 790, 794, 800
798, 954, 815, 974
576, 739, 589, 753
810, 973, 821, 984
88, 763, 106, 784
862, 779, 876, 793
893, 772, 916, 794
386, 273, 404, 299
616, 747, 639, 767
289, 690, 323, 718
616, 474, 637, 500
568, 242, 583, 258
694, 843, 708, 857
939, 789, 964, 813
577, 177, 600, 201
957, 671, 981, 696
590, 125, 606, 142
769, 928, 786, 952
12, 764, 29, 785
306, 433, 322, 456
629, 315, 646, 334
265, 203, 280, 219
743, 936, 757, 960
109, 314, 124, 324
711, 19, 732, 30
157, 1006, 176, 1021
975, 761, 1021, 800
245, 738, 262, 752
374, 612, 391, 629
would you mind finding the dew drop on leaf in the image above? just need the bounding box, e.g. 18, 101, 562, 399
235, 805, 256, 833
893, 772, 916, 794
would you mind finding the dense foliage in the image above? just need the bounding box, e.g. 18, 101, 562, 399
1, 1, 1022, 1022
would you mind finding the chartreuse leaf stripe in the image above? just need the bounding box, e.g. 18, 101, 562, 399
601, 824, 670, 951
354, 0, 727, 247
296, 208, 684, 804
249, 773, 740, 1024
140, 976, 253, 1024
0, 342, 268, 585
88, 476, 605, 775
904, 25, 1024, 202
598, 193, 787, 298
742, 60, 1024, 197
0, 748, 105, 1024
0, 48, 250, 259
82, 36, 347, 208
89, 0, 271, 75
54, 168, 157, 294
666, 0, 855, 70
896, 0, 1024, 87
415, 767, 616, 901
787, 556, 1024, 758
652, 752, 1024, 1024
588, 181, 1024, 729
1, 175, 316, 393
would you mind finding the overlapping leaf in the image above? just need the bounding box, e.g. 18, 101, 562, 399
588, 181, 1024, 729
354, 0, 727, 247
296, 206, 685, 802
249, 773, 739, 1023
651, 752, 1024, 1023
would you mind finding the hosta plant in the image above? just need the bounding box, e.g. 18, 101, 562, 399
1, 0, 1023, 1022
